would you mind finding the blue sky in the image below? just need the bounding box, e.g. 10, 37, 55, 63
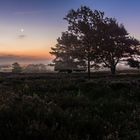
0, 0, 140, 64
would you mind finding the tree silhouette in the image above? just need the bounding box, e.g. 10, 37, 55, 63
64, 6, 105, 78
12, 62, 22, 73
95, 18, 140, 74
127, 58, 140, 69
50, 6, 140, 76
50, 32, 86, 73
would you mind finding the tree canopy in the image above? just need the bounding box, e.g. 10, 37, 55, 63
94, 18, 140, 74
50, 6, 140, 77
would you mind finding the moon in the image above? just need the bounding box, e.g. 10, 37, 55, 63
20, 28, 24, 32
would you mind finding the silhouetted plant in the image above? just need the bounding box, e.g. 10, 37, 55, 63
95, 18, 140, 74
12, 62, 22, 73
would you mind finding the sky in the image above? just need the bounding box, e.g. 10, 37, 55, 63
0, 0, 140, 64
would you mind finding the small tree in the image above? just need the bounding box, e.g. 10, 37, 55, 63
12, 62, 22, 73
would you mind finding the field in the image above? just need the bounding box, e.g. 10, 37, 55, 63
0, 72, 140, 140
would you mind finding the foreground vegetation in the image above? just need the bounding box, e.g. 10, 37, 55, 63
0, 72, 140, 139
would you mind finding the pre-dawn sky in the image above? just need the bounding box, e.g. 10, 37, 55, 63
0, 0, 140, 64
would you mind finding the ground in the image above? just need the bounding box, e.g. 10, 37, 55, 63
0, 72, 140, 139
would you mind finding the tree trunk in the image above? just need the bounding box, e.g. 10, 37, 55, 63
111, 65, 116, 75
88, 58, 91, 79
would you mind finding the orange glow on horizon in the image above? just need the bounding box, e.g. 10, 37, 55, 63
0, 38, 56, 60
0, 50, 52, 59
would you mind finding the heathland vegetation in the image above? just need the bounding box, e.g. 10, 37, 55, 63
0, 73, 140, 139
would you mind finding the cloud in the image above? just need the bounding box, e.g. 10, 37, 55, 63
18, 34, 26, 39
